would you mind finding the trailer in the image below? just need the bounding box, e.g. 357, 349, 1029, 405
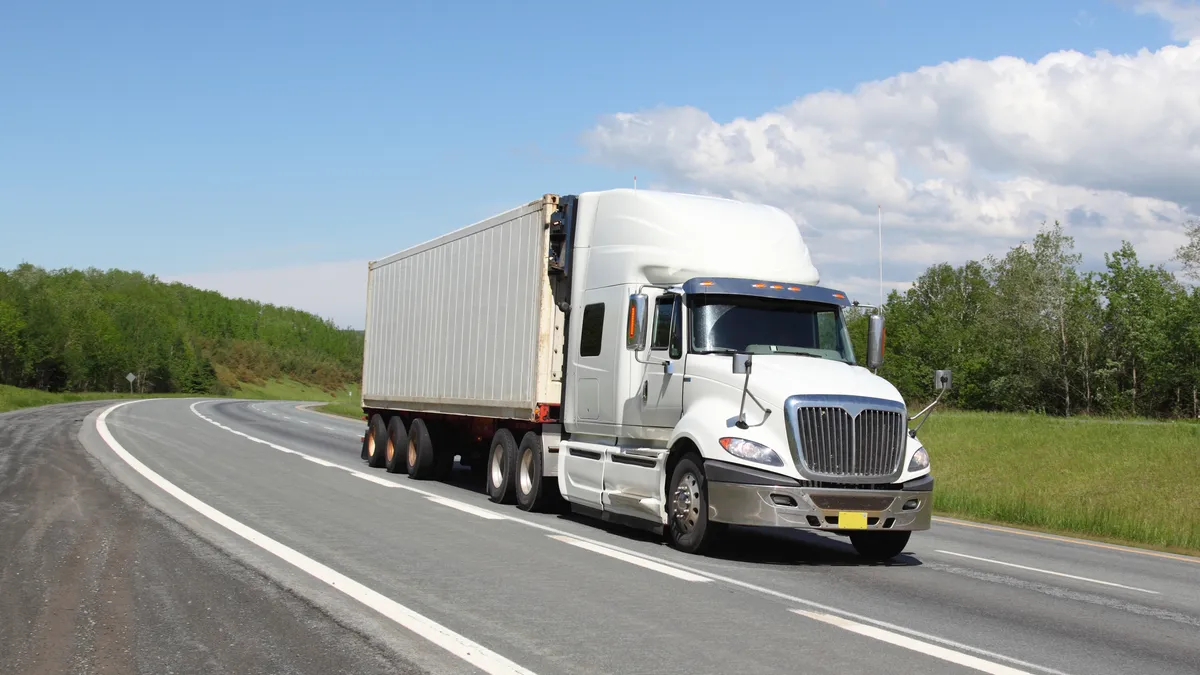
358, 189, 943, 559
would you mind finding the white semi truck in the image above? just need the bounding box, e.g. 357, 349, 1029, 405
358, 189, 939, 559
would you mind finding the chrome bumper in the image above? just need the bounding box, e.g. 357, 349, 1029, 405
707, 481, 932, 532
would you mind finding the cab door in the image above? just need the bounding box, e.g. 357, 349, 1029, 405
639, 292, 685, 428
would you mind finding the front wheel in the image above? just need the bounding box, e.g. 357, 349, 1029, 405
666, 455, 723, 554
849, 531, 911, 561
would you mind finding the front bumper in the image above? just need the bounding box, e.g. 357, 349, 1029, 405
705, 460, 932, 532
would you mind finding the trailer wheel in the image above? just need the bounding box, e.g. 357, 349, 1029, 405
485, 429, 517, 504
405, 418, 436, 479
849, 531, 911, 561
514, 432, 554, 512
366, 414, 388, 468
384, 417, 409, 474
666, 453, 723, 554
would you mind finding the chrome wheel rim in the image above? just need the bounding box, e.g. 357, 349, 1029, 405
386, 437, 394, 463
408, 438, 416, 467
491, 446, 504, 489
519, 448, 533, 495
368, 432, 376, 458
672, 472, 701, 533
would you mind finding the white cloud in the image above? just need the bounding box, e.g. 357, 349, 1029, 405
1136, 0, 1200, 41
167, 259, 369, 329
582, 31, 1199, 292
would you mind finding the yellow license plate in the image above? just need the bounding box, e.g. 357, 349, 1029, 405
839, 511, 868, 529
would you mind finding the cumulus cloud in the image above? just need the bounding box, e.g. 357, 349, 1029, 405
582, 25, 1199, 295
167, 259, 369, 329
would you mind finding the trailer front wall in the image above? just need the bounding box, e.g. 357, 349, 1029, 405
362, 201, 550, 418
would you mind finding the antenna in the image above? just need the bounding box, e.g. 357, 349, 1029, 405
877, 204, 884, 313
633, 175, 637, 190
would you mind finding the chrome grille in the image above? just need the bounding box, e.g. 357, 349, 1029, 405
791, 401, 906, 480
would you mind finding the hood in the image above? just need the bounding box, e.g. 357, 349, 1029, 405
686, 353, 905, 408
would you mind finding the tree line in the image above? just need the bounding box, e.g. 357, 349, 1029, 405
0, 264, 363, 395
848, 221, 1200, 419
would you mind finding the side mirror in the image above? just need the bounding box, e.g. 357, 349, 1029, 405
934, 369, 952, 390
626, 293, 648, 351
732, 353, 752, 375
866, 314, 885, 370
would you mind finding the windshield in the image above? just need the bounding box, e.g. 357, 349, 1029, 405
689, 295, 856, 364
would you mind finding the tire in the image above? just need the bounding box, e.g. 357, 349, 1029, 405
405, 418, 437, 479
515, 432, 555, 512
485, 429, 517, 504
384, 417, 409, 474
365, 414, 387, 468
666, 454, 723, 554
849, 531, 911, 561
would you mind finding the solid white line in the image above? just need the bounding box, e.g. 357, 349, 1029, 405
428, 496, 509, 520
936, 550, 1159, 594
97, 401, 535, 675
187, 400, 1063, 675
549, 535, 711, 582
350, 471, 407, 488
793, 610, 1030, 674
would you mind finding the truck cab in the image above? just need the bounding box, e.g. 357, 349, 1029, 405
552, 189, 933, 558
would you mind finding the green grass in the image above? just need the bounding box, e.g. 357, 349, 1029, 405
0, 383, 194, 413
920, 410, 1200, 555
0, 378, 361, 415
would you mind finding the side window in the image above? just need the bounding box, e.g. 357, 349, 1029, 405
816, 311, 840, 351
651, 298, 673, 350
669, 296, 683, 360
580, 303, 605, 357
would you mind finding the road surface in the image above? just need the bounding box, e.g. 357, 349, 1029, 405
3, 398, 1198, 674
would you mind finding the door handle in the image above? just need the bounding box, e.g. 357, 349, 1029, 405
641, 381, 648, 404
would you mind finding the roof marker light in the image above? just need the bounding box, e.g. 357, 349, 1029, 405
700, 281, 714, 286
770, 285, 783, 290
752, 283, 766, 288
834, 293, 846, 299
788, 287, 801, 291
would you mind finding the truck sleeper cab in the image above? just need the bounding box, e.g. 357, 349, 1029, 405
357, 188, 934, 560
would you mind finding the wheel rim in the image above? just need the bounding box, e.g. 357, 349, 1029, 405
368, 432, 376, 458
490, 446, 504, 489
386, 437, 394, 463
672, 472, 701, 533
519, 447, 533, 495
408, 438, 416, 467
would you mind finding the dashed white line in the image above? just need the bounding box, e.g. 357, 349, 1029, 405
301, 455, 339, 468
97, 401, 535, 675
793, 610, 1030, 674
936, 550, 1159, 594
549, 535, 711, 582
351, 471, 407, 488
428, 496, 509, 520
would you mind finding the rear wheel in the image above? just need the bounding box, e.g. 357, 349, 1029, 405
849, 531, 911, 561
384, 417, 408, 474
405, 418, 436, 479
515, 432, 555, 512
486, 429, 517, 504
666, 454, 723, 554
365, 414, 387, 468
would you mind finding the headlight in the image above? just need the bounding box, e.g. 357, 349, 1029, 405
719, 437, 783, 466
908, 447, 929, 472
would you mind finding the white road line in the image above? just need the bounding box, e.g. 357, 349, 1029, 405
301, 455, 339, 468
793, 611, 1030, 675
186, 400, 1065, 675
936, 550, 1159, 594
97, 401, 535, 675
428, 496, 509, 520
549, 535, 712, 582
351, 471, 406, 488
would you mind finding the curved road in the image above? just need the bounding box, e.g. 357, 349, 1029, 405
5, 398, 1199, 674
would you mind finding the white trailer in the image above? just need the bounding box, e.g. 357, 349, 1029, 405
359, 189, 943, 559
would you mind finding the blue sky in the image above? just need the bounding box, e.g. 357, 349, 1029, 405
0, 1, 1192, 327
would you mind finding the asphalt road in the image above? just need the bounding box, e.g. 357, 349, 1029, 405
6, 398, 1199, 674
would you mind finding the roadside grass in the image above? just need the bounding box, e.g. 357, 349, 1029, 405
0, 384, 196, 413
919, 411, 1200, 555
311, 382, 363, 419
